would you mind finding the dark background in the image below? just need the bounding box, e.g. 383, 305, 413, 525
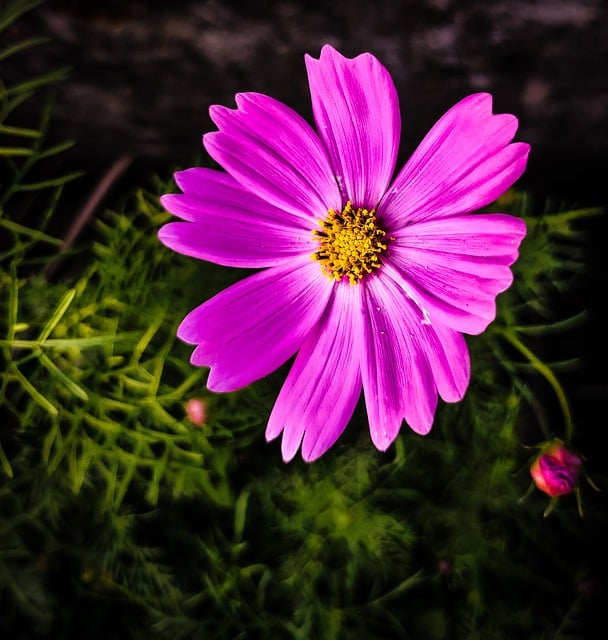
8, 0, 608, 202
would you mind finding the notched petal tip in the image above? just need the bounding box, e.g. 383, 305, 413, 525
312, 43, 378, 65
301, 421, 348, 462
156, 222, 172, 246
234, 91, 265, 110
509, 214, 528, 240
159, 194, 197, 221
463, 91, 492, 107
282, 435, 305, 463
460, 92, 515, 121
266, 414, 306, 463
156, 226, 168, 248
158, 222, 193, 252
372, 429, 400, 453
306, 43, 340, 62
208, 103, 231, 125
201, 130, 219, 155
176, 316, 200, 346
301, 444, 328, 463
159, 193, 174, 211
408, 421, 434, 436
514, 141, 532, 168
172, 168, 196, 192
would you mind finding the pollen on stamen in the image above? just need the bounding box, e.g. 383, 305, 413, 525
311, 201, 390, 285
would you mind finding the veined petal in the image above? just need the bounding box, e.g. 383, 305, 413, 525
379, 93, 530, 228
162, 167, 311, 229
422, 320, 470, 404
305, 45, 400, 209
266, 284, 363, 462
388, 213, 526, 334
158, 219, 313, 268
179, 258, 331, 392
204, 92, 341, 221
361, 271, 437, 450
159, 168, 313, 267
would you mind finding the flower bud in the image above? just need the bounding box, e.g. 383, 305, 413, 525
185, 398, 207, 426
530, 439, 581, 497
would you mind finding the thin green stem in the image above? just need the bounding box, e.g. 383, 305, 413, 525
498, 327, 573, 443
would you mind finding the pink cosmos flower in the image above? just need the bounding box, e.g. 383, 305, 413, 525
159, 45, 530, 462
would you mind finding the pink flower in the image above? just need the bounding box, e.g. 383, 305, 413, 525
530, 440, 582, 497
159, 45, 529, 462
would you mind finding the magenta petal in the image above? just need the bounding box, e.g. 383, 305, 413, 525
388, 213, 526, 334
159, 168, 313, 266
162, 167, 310, 229
266, 284, 363, 462
305, 45, 400, 208
361, 271, 438, 449
379, 93, 530, 228
158, 219, 312, 268
178, 258, 331, 392
204, 92, 341, 221
158, 48, 532, 465
423, 321, 470, 403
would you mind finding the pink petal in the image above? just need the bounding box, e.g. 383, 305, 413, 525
162, 167, 310, 229
178, 258, 331, 392
266, 284, 363, 462
160, 168, 313, 266
379, 93, 530, 228
204, 93, 341, 221
361, 271, 438, 450
388, 213, 526, 334
422, 320, 470, 404
305, 45, 400, 209
158, 219, 313, 268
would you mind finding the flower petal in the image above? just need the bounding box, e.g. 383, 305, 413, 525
160, 168, 314, 267
423, 321, 470, 403
179, 258, 331, 392
158, 219, 313, 268
204, 92, 341, 221
305, 45, 401, 209
379, 93, 530, 228
361, 270, 438, 450
266, 284, 363, 462
161, 167, 310, 229
388, 213, 526, 334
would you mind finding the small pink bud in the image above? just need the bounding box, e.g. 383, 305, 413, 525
185, 398, 206, 426
530, 439, 581, 497
437, 560, 452, 575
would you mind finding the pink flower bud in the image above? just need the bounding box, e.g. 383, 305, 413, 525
185, 398, 207, 426
530, 440, 581, 497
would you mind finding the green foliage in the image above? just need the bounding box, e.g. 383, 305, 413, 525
489, 193, 603, 443
1, 2, 605, 639
8, 191, 256, 508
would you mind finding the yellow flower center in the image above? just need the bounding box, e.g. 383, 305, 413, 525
311, 201, 390, 285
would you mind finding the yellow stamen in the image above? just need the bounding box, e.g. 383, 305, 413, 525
311, 201, 389, 285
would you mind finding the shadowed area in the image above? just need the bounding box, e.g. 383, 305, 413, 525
6, 0, 608, 200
